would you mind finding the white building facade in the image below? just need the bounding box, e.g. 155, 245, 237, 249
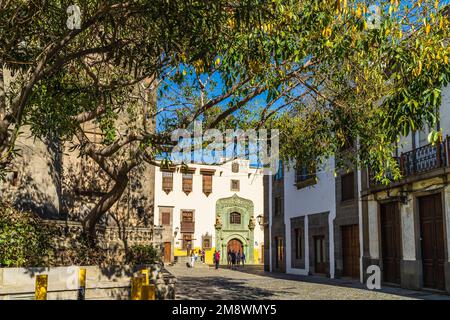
154, 159, 265, 265
282, 159, 337, 277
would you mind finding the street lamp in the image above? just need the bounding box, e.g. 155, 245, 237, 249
256, 214, 266, 226
174, 226, 179, 237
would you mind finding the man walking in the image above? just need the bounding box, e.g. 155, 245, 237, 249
241, 251, 246, 267
215, 250, 220, 270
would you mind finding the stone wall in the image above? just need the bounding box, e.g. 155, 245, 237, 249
0, 264, 176, 300
334, 166, 360, 278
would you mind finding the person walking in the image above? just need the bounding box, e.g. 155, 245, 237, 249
201, 249, 205, 263
236, 251, 241, 267
241, 251, 246, 267
214, 250, 220, 269
227, 249, 232, 269
231, 250, 236, 270
190, 251, 196, 268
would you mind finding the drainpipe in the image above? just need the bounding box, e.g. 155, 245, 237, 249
269, 174, 273, 272
357, 138, 364, 283
329, 158, 336, 279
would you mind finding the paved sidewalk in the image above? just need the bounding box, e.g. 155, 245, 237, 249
166, 264, 450, 300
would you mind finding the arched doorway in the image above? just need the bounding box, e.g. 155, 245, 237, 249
227, 238, 243, 254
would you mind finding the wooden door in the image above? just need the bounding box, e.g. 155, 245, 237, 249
314, 235, 327, 274
163, 242, 171, 263
380, 202, 401, 284
342, 224, 360, 278
419, 193, 446, 290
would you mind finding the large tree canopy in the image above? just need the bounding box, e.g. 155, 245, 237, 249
158, 0, 450, 182
1, 0, 449, 239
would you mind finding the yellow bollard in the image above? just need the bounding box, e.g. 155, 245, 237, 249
78, 268, 86, 300
35, 275, 48, 300
141, 284, 156, 300
140, 269, 149, 285
130, 275, 144, 300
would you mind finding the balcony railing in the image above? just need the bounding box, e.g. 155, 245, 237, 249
369, 136, 450, 186
180, 221, 195, 233
401, 139, 447, 176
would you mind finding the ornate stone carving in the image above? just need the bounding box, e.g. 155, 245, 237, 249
248, 216, 255, 230
214, 215, 222, 230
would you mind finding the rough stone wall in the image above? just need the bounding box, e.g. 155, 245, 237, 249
271, 175, 285, 272
0, 127, 62, 219
334, 165, 360, 277
0, 75, 156, 251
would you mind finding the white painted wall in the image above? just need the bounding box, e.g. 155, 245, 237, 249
283, 158, 336, 277
154, 159, 264, 259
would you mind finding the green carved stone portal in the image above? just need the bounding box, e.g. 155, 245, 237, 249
215, 194, 255, 263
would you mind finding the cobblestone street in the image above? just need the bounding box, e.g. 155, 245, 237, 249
166, 264, 450, 300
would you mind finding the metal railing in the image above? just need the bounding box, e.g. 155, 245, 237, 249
369, 135, 450, 186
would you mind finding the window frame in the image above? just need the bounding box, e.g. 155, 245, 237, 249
229, 212, 242, 225
230, 179, 240, 191
341, 172, 355, 202
162, 170, 174, 194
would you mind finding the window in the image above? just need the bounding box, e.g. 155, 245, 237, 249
181, 210, 194, 222
182, 173, 193, 194
341, 172, 355, 201
181, 210, 194, 233
161, 212, 170, 225
230, 212, 241, 224
232, 162, 239, 173
295, 164, 315, 183
274, 160, 283, 180
274, 196, 282, 216
182, 234, 192, 250
231, 179, 240, 191
202, 174, 213, 196
295, 228, 302, 259
202, 238, 211, 250
162, 171, 173, 193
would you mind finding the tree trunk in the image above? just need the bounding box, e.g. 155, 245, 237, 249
83, 174, 129, 244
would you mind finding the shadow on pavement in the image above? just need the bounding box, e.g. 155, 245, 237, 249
225, 266, 450, 300
174, 275, 288, 300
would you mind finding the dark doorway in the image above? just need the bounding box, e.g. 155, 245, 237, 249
227, 238, 243, 255
342, 224, 360, 279
419, 193, 446, 290
380, 202, 401, 284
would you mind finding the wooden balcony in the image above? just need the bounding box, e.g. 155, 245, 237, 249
369, 136, 450, 188
180, 221, 195, 233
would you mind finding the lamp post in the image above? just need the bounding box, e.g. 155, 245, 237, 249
256, 214, 267, 227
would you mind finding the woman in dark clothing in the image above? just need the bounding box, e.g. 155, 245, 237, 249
231, 251, 237, 270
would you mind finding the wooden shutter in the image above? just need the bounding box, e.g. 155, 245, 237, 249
161, 212, 170, 225
162, 171, 173, 193
182, 173, 193, 194
202, 174, 212, 196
